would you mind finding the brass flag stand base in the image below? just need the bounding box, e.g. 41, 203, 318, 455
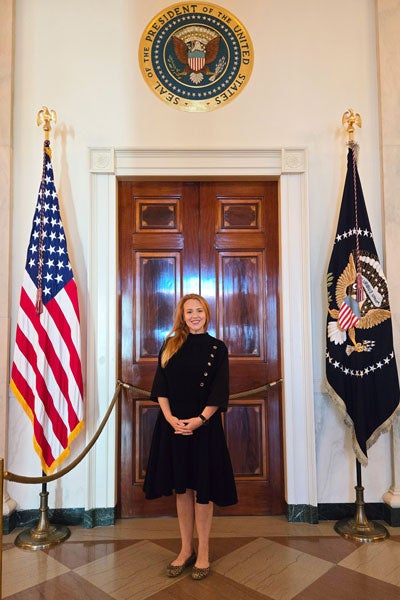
335, 461, 389, 543
15, 489, 70, 550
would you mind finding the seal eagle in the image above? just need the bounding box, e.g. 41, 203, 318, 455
172, 35, 221, 76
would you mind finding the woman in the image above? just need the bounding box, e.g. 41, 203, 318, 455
143, 293, 238, 580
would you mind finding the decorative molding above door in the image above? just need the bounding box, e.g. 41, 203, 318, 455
89, 147, 306, 176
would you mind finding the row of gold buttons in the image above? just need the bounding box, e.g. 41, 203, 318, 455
199, 345, 218, 387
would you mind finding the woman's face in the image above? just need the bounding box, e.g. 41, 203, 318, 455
183, 298, 206, 334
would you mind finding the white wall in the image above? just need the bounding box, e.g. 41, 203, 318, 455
9, 0, 389, 510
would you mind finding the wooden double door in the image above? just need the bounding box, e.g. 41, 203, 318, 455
118, 180, 284, 517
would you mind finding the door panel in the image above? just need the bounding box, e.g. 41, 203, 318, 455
118, 182, 199, 516
219, 252, 264, 356
199, 182, 283, 515
118, 180, 284, 517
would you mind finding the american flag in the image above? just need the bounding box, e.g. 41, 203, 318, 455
10, 141, 84, 474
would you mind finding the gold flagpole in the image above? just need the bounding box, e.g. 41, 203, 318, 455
14, 108, 70, 550
334, 109, 388, 543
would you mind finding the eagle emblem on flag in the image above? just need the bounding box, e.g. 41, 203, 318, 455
327, 251, 391, 355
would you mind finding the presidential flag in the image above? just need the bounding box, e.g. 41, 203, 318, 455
10, 140, 84, 474
326, 146, 400, 465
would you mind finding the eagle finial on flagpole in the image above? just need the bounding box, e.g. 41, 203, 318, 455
37, 106, 57, 140
342, 108, 362, 144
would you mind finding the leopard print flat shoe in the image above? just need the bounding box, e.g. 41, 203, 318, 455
166, 552, 197, 577
191, 565, 211, 580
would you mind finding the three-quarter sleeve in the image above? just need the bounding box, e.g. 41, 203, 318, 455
150, 350, 169, 402
205, 342, 229, 411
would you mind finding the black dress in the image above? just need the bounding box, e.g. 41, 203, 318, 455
143, 332, 238, 506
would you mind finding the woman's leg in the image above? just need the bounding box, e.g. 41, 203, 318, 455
171, 489, 195, 565
194, 501, 213, 568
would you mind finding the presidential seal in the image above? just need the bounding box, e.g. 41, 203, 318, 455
138, 2, 254, 111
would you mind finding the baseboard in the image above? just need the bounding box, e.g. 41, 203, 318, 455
317, 502, 385, 522
4, 502, 399, 534
287, 502, 400, 526
2, 506, 116, 535
286, 504, 319, 524
383, 504, 400, 527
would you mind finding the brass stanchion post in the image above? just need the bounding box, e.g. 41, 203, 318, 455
5, 382, 124, 550
334, 460, 389, 542
14, 476, 70, 550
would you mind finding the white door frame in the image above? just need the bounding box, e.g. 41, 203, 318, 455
87, 147, 317, 518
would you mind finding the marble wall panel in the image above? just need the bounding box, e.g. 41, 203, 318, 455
0, 0, 15, 515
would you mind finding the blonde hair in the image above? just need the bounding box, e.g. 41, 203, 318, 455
161, 294, 211, 367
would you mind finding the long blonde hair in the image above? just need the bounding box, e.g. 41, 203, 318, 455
161, 294, 211, 367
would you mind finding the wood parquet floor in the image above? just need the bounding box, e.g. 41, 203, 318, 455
2, 516, 400, 599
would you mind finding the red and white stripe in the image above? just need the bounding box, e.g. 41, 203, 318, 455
188, 56, 205, 72
10, 272, 84, 473
338, 301, 359, 330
